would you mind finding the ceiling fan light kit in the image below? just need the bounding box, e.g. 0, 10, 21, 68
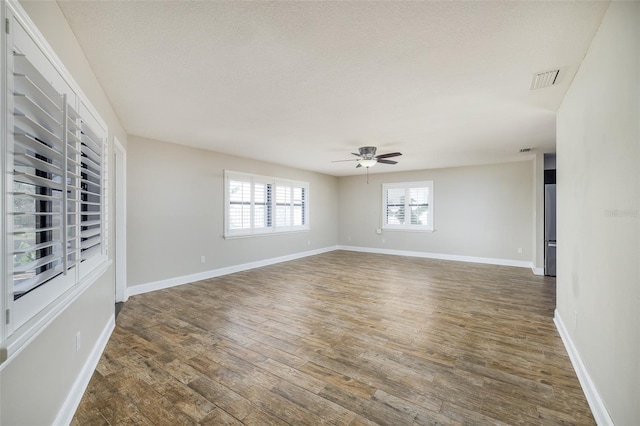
359, 159, 377, 168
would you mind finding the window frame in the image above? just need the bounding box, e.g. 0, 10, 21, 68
224, 170, 309, 238
1, 2, 110, 364
381, 180, 434, 232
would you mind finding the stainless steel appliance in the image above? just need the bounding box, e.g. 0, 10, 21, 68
544, 183, 557, 276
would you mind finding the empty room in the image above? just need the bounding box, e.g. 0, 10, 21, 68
0, 0, 638, 425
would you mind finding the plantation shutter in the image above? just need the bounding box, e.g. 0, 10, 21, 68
8, 29, 105, 303
275, 184, 292, 227
228, 179, 252, 230
224, 171, 308, 237
11, 51, 75, 299
253, 181, 272, 229
79, 119, 103, 260
382, 181, 434, 231
384, 187, 406, 225
408, 187, 429, 225
292, 186, 305, 227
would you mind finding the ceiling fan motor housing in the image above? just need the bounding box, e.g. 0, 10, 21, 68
359, 146, 377, 160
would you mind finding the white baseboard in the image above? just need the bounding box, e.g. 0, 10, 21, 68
128, 244, 540, 298
554, 310, 613, 426
532, 266, 545, 276
338, 245, 534, 269
54, 314, 115, 426
127, 246, 339, 297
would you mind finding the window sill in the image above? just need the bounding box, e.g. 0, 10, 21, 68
224, 228, 310, 240
381, 228, 436, 233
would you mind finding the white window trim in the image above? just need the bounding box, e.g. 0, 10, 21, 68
224, 170, 310, 239
381, 180, 434, 232
1, 1, 110, 365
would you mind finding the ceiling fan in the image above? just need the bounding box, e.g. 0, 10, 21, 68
332, 146, 402, 183
332, 146, 402, 168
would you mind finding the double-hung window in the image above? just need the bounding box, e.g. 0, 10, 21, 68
225, 171, 309, 237
382, 181, 434, 231
2, 3, 108, 360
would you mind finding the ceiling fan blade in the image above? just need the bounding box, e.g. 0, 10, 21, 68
332, 159, 359, 162
377, 159, 398, 165
356, 163, 362, 168
351, 152, 361, 157
376, 152, 402, 159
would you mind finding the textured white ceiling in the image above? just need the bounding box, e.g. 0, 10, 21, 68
57, 0, 609, 176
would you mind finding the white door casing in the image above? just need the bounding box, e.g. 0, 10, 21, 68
114, 137, 127, 302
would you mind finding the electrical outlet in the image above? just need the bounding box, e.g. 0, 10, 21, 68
347, 236, 351, 241
517, 248, 523, 254
76, 331, 81, 352
308, 240, 311, 245
376, 228, 383, 235
382, 238, 386, 243
200, 256, 205, 264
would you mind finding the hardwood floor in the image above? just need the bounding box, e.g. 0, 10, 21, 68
72, 250, 594, 425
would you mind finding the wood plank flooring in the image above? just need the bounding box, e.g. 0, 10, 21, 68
72, 250, 594, 425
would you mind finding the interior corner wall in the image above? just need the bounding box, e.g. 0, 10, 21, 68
126, 135, 339, 289
556, 1, 640, 423
1, 1, 127, 425
337, 160, 534, 263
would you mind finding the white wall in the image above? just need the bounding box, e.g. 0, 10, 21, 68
556, 1, 640, 424
338, 161, 534, 264
0, 1, 126, 424
7, 1, 634, 423
127, 136, 339, 289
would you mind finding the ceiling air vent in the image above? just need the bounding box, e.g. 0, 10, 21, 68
530, 69, 560, 90
519, 147, 534, 153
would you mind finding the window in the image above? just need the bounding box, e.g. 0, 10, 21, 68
225, 171, 309, 237
2, 4, 108, 358
382, 181, 434, 231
